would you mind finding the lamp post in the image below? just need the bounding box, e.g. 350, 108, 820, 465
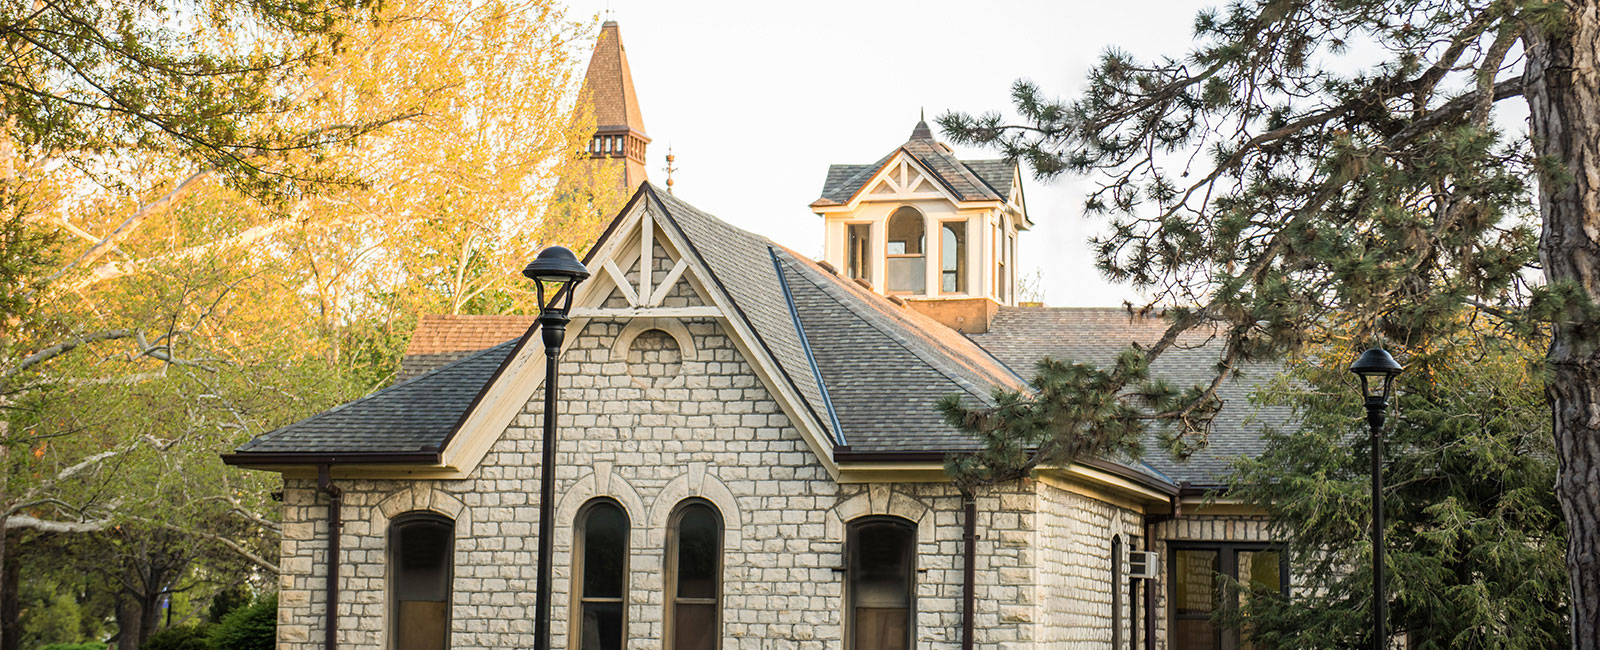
1349, 347, 1403, 650
524, 246, 590, 650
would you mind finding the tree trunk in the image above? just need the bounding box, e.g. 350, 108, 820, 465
1, 531, 17, 650
115, 597, 142, 650
1526, 4, 1600, 649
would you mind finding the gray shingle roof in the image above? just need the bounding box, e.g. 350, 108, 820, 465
969, 307, 1292, 486
775, 252, 1027, 452
811, 124, 1016, 207
234, 339, 520, 454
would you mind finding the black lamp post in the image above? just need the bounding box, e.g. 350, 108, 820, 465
1349, 347, 1403, 650
524, 245, 589, 650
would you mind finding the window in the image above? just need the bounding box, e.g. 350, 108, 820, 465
1171, 544, 1287, 650
390, 513, 453, 650
847, 517, 915, 650
941, 221, 966, 294
847, 223, 872, 281
885, 207, 925, 294
666, 500, 723, 650
575, 500, 630, 650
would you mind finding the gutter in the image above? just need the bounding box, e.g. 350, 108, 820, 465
831, 448, 1181, 497
961, 494, 977, 650
220, 450, 441, 466
317, 465, 343, 650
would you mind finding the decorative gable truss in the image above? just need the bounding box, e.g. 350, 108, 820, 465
579, 204, 720, 320
434, 191, 841, 483
819, 151, 986, 214
438, 197, 729, 476
865, 155, 946, 200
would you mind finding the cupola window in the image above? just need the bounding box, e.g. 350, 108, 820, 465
941, 221, 967, 294
886, 207, 925, 294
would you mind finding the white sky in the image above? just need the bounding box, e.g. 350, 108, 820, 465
562, 0, 1210, 307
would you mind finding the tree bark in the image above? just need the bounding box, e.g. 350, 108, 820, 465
1526, 4, 1600, 649
0, 529, 12, 650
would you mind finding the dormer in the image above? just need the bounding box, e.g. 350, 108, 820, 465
811, 119, 1029, 333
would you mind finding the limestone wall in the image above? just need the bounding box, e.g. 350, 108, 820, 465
272, 312, 1049, 650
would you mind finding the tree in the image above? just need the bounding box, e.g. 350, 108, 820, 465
1224, 322, 1565, 649
1, 0, 610, 646
939, 1, 1599, 645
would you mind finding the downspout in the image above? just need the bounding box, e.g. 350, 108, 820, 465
961, 493, 977, 650
317, 464, 343, 650
1142, 495, 1181, 650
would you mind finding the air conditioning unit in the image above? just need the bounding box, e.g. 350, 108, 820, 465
1127, 550, 1160, 579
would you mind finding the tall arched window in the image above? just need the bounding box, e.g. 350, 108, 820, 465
885, 207, 925, 294
847, 516, 915, 650
666, 500, 723, 650
941, 221, 967, 294
574, 499, 630, 650
390, 512, 454, 650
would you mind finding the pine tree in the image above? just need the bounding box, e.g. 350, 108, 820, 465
940, 2, 1600, 644
1225, 323, 1565, 649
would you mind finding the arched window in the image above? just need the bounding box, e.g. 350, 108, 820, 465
666, 500, 723, 650
575, 499, 630, 650
885, 207, 925, 294
941, 221, 966, 294
847, 516, 915, 650
390, 512, 454, 650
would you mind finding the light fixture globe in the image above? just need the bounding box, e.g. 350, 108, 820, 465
522, 245, 590, 284
1350, 347, 1403, 402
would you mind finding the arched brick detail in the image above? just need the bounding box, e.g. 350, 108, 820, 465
825, 487, 934, 544
370, 483, 470, 533
647, 463, 744, 548
607, 317, 699, 363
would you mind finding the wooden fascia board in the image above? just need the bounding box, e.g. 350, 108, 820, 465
833, 150, 977, 212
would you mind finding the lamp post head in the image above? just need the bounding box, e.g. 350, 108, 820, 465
1350, 347, 1403, 402
523, 246, 590, 316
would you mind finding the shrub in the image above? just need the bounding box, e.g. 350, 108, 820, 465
140, 626, 209, 650
40, 644, 107, 650
205, 594, 275, 650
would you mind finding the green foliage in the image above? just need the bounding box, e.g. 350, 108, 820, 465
39, 644, 107, 650
1224, 325, 1566, 649
939, 347, 1215, 491
205, 594, 275, 650
939, 0, 1547, 458
140, 626, 209, 650
205, 586, 250, 626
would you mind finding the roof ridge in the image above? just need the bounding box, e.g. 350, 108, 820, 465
775, 252, 997, 406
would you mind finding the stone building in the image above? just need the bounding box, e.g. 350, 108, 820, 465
221, 21, 1290, 650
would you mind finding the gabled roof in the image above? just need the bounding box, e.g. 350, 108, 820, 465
227, 186, 1273, 490
969, 307, 1293, 486
811, 120, 1017, 207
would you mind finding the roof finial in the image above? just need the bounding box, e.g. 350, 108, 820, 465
921, 106, 925, 122
664, 145, 678, 194
910, 111, 934, 141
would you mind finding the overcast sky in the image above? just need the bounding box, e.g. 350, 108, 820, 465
563, 0, 1209, 306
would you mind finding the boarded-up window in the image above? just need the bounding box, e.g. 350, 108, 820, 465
848, 517, 915, 650
575, 500, 629, 650
391, 513, 453, 650
667, 500, 722, 650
